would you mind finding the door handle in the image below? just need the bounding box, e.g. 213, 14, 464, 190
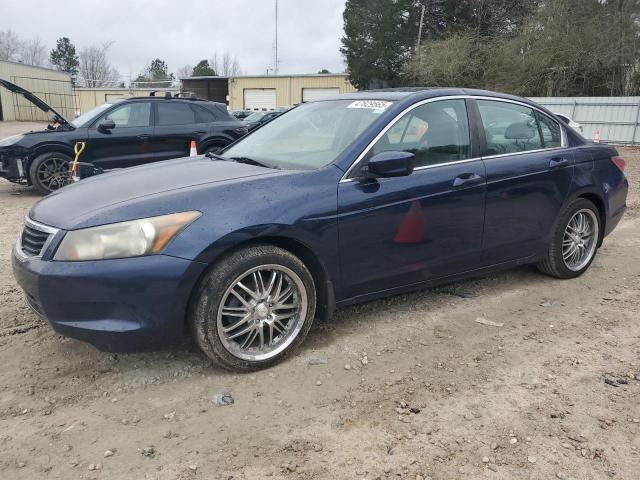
137, 134, 151, 140
453, 173, 484, 188
549, 156, 569, 168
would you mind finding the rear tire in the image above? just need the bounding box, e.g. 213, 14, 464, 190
537, 198, 601, 279
190, 245, 316, 372
29, 152, 73, 195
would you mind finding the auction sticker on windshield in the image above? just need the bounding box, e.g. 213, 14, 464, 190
347, 100, 392, 113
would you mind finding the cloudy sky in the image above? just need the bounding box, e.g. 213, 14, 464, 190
3, 0, 347, 80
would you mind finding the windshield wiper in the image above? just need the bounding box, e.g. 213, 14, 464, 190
205, 152, 227, 161
205, 152, 279, 169
228, 156, 280, 169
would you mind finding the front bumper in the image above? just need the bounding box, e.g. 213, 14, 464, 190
12, 249, 207, 352
0, 151, 26, 181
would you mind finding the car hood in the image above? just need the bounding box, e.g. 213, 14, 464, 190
29, 156, 279, 230
0, 79, 72, 127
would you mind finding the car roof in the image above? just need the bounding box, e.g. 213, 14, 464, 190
121, 96, 228, 109
321, 87, 549, 112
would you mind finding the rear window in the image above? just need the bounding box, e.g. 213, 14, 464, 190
192, 105, 217, 123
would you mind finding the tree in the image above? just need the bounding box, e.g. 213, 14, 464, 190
405, 0, 640, 96
341, 0, 416, 89
176, 64, 193, 79
192, 59, 216, 76
405, 33, 486, 88
0, 29, 21, 61
78, 43, 120, 87
210, 52, 242, 76
49, 37, 79, 76
134, 58, 174, 87
19, 37, 47, 67
318, 69, 331, 74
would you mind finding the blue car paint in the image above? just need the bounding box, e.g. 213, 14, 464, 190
12, 88, 629, 353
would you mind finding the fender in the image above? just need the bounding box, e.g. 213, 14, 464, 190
29, 142, 75, 162
190, 226, 339, 322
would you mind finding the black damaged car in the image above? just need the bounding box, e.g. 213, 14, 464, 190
0, 80, 248, 194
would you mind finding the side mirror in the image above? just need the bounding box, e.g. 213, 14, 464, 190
98, 119, 116, 131
366, 151, 415, 178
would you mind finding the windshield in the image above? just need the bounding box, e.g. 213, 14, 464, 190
71, 102, 115, 128
244, 112, 265, 122
224, 99, 393, 170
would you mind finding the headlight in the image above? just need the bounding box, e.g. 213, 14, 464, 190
0, 134, 24, 147
53, 211, 201, 261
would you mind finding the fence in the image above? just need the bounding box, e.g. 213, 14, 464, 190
529, 96, 640, 145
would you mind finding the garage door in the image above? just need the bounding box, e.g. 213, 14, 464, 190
302, 88, 340, 103
244, 89, 276, 111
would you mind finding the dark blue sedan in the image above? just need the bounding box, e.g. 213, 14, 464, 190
12, 88, 629, 371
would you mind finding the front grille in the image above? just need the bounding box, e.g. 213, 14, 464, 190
21, 224, 52, 257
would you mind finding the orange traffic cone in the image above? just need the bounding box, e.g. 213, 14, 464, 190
594, 129, 601, 144
393, 200, 425, 244
190, 140, 198, 156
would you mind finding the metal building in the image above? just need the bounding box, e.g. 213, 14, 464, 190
180, 76, 230, 104
228, 74, 357, 111
0, 61, 74, 122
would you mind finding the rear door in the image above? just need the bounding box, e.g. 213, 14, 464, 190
338, 98, 486, 299
152, 101, 202, 161
86, 101, 153, 169
473, 99, 574, 264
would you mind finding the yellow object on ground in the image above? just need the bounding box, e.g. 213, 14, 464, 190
71, 142, 86, 179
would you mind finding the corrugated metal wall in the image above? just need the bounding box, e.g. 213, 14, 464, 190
228, 74, 357, 110
529, 97, 640, 145
0, 61, 74, 122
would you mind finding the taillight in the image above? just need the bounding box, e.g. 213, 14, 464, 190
611, 156, 626, 172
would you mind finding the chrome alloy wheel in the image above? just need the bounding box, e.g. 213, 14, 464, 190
36, 156, 72, 191
562, 208, 599, 272
217, 265, 307, 361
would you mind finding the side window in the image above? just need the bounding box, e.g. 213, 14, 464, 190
102, 102, 151, 128
477, 100, 543, 155
192, 105, 217, 123
370, 99, 470, 169
157, 102, 196, 126
535, 112, 562, 148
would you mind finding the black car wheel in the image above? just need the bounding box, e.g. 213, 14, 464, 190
190, 245, 316, 372
29, 152, 73, 195
537, 198, 601, 279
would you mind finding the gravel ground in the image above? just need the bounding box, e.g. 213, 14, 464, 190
0, 123, 638, 479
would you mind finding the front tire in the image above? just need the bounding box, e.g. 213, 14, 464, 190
190, 245, 316, 372
29, 152, 73, 195
537, 198, 601, 279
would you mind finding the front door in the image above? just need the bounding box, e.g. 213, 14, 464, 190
473, 99, 574, 264
86, 101, 154, 169
337, 99, 486, 300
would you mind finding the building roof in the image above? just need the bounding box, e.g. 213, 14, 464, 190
0, 59, 72, 78
180, 76, 229, 81
181, 73, 349, 81
229, 73, 349, 80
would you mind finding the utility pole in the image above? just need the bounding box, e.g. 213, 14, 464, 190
416, 3, 426, 52
274, 0, 279, 75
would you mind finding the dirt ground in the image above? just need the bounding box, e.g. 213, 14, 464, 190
0, 122, 638, 479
